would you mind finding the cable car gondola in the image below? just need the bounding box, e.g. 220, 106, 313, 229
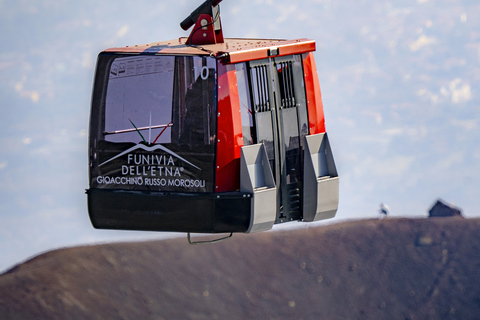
87, 0, 339, 238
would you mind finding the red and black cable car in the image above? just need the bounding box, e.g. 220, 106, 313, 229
87, 0, 339, 236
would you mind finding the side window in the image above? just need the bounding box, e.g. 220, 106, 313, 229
235, 63, 254, 145
173, 56, 216, 146
248, 61, 276, 176
276, 60, 295, 108
278, 55, 309, 138
250, 64, 271, 112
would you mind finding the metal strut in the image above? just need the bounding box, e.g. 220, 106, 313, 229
180, 0, 223, 31
180, 0, 224, 45
187, 232, 233, 245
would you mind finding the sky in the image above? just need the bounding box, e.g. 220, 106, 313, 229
0, 0, 479, 272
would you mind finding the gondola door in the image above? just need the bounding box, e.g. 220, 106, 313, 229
248, 55, 309, 223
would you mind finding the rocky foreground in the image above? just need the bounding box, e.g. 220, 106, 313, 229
1, 217, 479, 319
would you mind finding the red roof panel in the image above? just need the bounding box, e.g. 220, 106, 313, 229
103, 37, 316, 63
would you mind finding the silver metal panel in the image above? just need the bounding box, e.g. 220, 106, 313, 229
248, 188, 277, 233
240, 144, 277, 233
303, 133, 339, 222
314, 176, 339, 220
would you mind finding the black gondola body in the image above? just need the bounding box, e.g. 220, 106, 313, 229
87, 0, 339, 234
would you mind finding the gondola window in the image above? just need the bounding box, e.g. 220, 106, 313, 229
90, 55, 217, 193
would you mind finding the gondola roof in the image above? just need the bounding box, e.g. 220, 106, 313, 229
102, 37, 316, 64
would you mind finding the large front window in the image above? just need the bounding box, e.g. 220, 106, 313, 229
89, 54, 217, 192
105, 55, 216, 146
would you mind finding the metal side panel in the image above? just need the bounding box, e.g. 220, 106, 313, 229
240, 143, 277, 233
303, 133, 339, 222
87, 189, 251, 233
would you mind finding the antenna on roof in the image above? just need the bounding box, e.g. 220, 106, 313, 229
180, 0, 224, 45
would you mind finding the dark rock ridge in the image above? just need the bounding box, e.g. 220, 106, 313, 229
1, 217, 479, 320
